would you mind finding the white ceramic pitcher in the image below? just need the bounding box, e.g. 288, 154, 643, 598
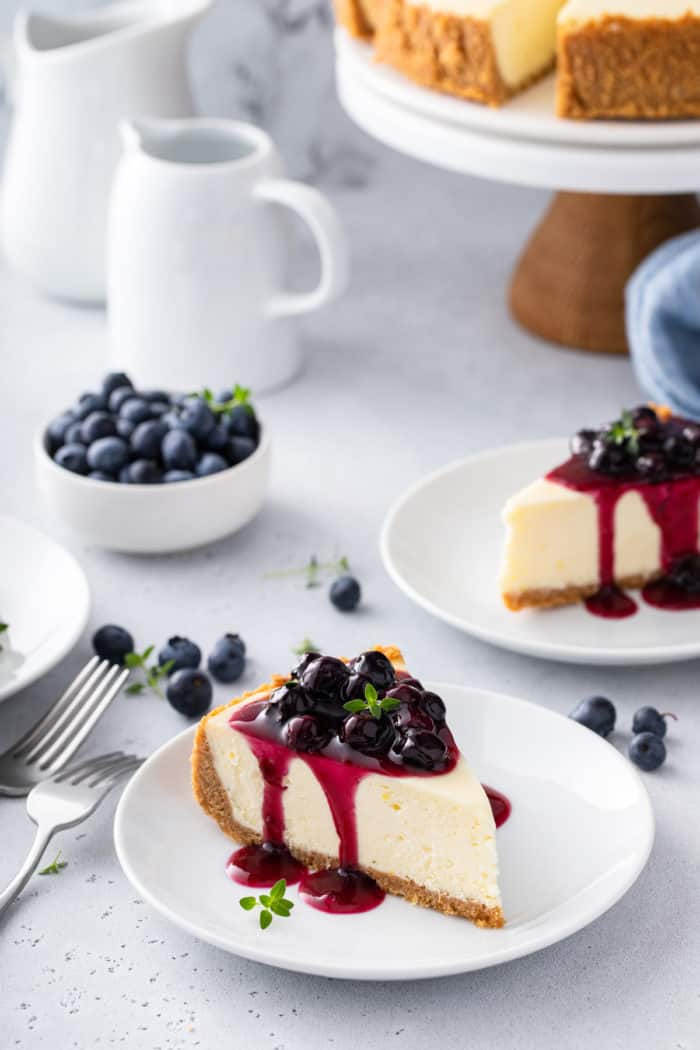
2, 0, 211, 303
107, 118, 349, 392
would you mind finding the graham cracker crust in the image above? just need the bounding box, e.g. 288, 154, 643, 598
503, 572, 658, 611
191, 644, 503, 929
337, 0, 553, 107
557, 14, 700, 119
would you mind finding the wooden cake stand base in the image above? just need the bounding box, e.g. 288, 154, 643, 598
509, 192, 700, 354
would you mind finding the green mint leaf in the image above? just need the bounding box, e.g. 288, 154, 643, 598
0, 623, 8, 633
142, 645, 154, 663
343, 699, 366, 714
259, 894, 271, 908
125, 682, 146, 695
270, 879, 287, 901
270, 901, 293, 917
305, 556, 320, 589
337, 556, 350, 572
259, 909, 273, 930
292, 637, 318, 656
239, 897, 257, 911
124, 652, 143, 669
38, 851, 67, 876
364, 683, 378, 704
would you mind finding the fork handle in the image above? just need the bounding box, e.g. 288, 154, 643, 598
0, 824, 54, 920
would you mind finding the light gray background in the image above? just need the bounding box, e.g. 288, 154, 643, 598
0, 2, 698, 1048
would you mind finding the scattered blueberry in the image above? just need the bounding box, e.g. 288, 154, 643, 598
629, 732, 666, 772
127, 459, 162, 484
102, 372, 133, 398
163, 470, 195, 483
166, 668, 213, 717
208, 634, 246, 683
119, 397, 152, 425
81, 411, 116, 444
131, 419, 168, 460
159, 636, 201, 674
92, 624, 134, 664
632, 706, 674, 738
330, 575, 361, 612
569, 696, 616, 737
196, 452, 229, 477
54, 443, 89, 475
86, 436, 129, 474
161, 429, 197, 471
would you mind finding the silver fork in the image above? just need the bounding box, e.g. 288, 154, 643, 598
0, 751, 143, 919
0, 656, 131, 797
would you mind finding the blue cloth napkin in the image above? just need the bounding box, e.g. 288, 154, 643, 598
626, 229, 700, 420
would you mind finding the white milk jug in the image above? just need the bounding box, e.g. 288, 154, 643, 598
107, 118, 349, 391
2, 0, 210, 302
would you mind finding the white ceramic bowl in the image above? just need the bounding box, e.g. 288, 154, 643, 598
34, 426, 271, 554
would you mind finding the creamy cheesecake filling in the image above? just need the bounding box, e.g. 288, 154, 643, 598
205, 698, 501, 909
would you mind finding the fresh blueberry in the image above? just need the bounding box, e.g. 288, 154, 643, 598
120, 397, 152, 424
227, 404, 259, 442
342, 712, 395, 755
330, 575, 361, 612
208, 634, 246, 683
87, 436, 129, 475
88, 470, 115, 482
47, 412, 77, 451
228, 436, 257, 465
569, 696, 616, 737
109, 385, 137, 414
75, 392, 107, 419
206, 422, 230, 453
284, 715, 332, 753
65, 421, 85, 445
81, 411, 116, 444
131, 419, 168, 460
92, 624, 134, 664
140, 389, 170, 404
177, 397, 216, 440
629, 732, 666, 772
102, 372, 133, 399
632, 706, 673, 738
162, 429, 197, 471
54, 443, 89, 475
196, 452, 229, 477
166, 669, 213, 717
127, 459, 162, 484
118, 464, 132, 484
216, 388, 233, 404
116, 417, 136, 440
149, 401, 170, 417
163, 470, 195, 483
158, 636, 201, 674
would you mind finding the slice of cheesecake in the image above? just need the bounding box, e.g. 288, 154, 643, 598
192, 645, 504, 927
337, 0, 567, 106
500, 406, 700, 614
557, 1, 700, 119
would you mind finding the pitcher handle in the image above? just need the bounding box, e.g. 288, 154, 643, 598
253, 178, 349, 319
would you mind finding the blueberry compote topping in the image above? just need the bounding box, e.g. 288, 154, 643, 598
551, 406, 700, 617
226, 651, 464, 914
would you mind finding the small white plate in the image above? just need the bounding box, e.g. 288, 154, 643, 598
337, 31, 700, 149
114, 685, 653, 980
0, 514, 90, 702
381, 440, 700, 666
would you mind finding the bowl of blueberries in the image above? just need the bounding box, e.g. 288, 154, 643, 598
35, 372, 271, 553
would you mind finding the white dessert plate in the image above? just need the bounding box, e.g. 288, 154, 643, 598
381, 439, 700, 666
0, 514, 90, 702
337, 31, 700, 149
114, 684, 653, 980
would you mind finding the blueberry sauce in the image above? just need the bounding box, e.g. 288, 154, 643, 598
224, 651, 510, 914
484, 785, 511, 828
550, 409, 700, 617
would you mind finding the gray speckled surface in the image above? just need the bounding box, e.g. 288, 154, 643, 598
1, 2, 699, 1047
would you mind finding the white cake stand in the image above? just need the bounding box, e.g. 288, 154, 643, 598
335, 30, 700, 353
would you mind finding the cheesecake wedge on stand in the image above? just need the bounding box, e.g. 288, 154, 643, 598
192, 645, 505, 926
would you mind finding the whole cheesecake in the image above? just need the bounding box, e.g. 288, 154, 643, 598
192, 645, 504, 926
500, 406, 700, 616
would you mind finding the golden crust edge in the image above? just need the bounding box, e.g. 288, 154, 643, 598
502, 572, 661, 612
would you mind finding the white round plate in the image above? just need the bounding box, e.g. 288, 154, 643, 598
338, 30, 700, 149
114, 686, 653, 980
0, 514, 90, 701
336, 37, 700, 193
381, 440, 700, 666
